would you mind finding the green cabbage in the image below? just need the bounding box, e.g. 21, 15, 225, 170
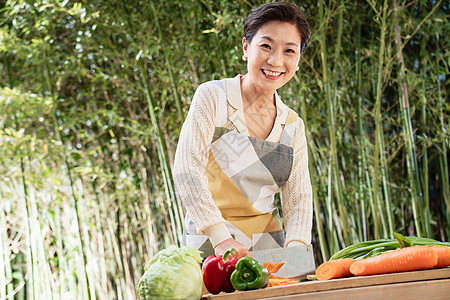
137, 245, 203, 300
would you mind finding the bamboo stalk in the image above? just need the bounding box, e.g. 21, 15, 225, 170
53, 201, 69, 299
130, 201, 146, 281
393, 0, 426, 237
354, 6, 369, 241
101, 205, 120, 300
300, 84, 329, 261
318, 0, 348, 248
378, 124, 393, 237
137, 148, 157, 257
107, 211, 127, 299
0, 59, 14, 300
120, 218, 135, 299
333, 0, 350, 246
0, 191, 8, 300
115, 139, 141, 298
115, 203, 127, 297
140, 66, 183, 245
327, 161, 341, 254
421, 84, 431, 236
436, 78, 450, 217
365, 159, 376, 240
12, 94, 35, 300
27, 164, 56, 298
26, 184, 50, 299
4, 51, 32, 299
12, 251, 26, 300
144, 147, 175, 250
24, 159, 40, 299
90, 177, 109, 296
371, 0, 389, 239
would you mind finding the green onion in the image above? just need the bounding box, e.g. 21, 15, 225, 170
329, 236, 450, 260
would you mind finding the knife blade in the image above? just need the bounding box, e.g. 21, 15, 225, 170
249, 244, 316, 278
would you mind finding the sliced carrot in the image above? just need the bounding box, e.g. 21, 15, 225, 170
315, 258, 356, 281
268, 278, 298, 286
350, 245, 438, 276
431, 245, 450, 268
268, 274, 298, 286
263, 262, 274, 272
263, 262, 285, 274
263, 261, 298, 287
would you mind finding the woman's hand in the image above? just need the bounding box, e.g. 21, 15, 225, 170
214, 238, 250, 259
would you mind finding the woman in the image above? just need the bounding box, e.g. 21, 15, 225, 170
173, 2, 312, 260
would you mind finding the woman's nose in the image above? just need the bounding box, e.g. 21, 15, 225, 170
267, 51, 283, 67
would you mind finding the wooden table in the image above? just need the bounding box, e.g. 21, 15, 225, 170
202, 268, 450, 299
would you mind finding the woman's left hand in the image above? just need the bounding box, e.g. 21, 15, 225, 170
214, 238, 251, 260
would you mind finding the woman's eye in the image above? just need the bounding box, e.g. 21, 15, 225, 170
286, 49, 295, 53
261, 44, 271, 49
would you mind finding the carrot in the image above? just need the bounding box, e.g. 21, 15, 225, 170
350, 245, 438, 276
263, 262, 285, 274
431, 245, 450, 268
263, 261, 298, 287
268, 275, 298, 287
315, 258, 356, 281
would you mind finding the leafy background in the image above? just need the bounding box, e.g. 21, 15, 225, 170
0, 0, 448, 299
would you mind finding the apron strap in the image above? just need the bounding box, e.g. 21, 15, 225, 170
280, 109, 299, 147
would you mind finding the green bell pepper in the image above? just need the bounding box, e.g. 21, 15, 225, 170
230, 257, 269, 291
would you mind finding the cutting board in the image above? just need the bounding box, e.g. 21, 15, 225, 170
202, 267, 450, 300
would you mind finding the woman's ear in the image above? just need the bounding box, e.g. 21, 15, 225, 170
296, 53, 301, 65
242, 37, 248, 60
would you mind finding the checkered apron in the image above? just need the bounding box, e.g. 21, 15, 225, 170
182, 79, 298, 258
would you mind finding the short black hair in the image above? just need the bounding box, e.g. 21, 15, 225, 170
243, 2, 310, 54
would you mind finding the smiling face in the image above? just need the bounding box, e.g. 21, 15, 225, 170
243, 20, 301, 93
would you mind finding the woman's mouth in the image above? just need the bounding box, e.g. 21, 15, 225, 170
261, 69, 284, 79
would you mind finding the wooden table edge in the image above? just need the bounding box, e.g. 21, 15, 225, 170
202, 268, 450, 299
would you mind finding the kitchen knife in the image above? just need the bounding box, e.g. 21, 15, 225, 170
249, 244, 316, 278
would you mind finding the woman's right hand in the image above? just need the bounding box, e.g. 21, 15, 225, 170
214, 238, 250, 259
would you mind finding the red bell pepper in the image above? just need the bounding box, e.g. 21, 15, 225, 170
202, 248, 238, 294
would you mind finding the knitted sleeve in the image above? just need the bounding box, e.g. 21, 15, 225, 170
281, 117, 313, 246
173, 82, 231, 245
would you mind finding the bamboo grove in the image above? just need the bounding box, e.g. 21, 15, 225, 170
0, 0, 448, 299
